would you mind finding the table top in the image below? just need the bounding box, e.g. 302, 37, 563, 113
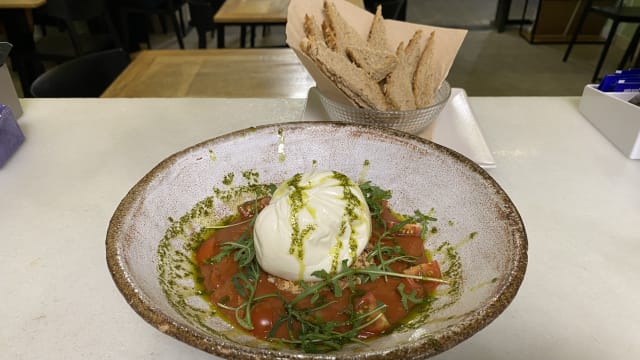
0, 0, 45, 9
101, 49, 315, 98
214, 0, 290, 24
213, 0, 364, 24
1, 97, 639, 359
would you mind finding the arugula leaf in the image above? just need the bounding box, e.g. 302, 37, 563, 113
359, 181, 391, 227
397, 282, 424, 311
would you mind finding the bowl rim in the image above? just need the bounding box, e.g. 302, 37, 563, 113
106, 121, 527, 359
318, 80, 452, 115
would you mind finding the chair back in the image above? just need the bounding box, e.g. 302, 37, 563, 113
44, 0, 108, 21
188, 0, 224, 31
30, 49, 130, 98
589, 0, 626, 9
124, 0, 184, 10
364, 0, 406, 20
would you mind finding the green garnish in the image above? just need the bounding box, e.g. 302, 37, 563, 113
205, 216, 256, 267
397, 283, 425, 311
274, 297, 386, 353
359, 181, 391, 227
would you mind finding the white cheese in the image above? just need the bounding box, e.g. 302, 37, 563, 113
253, 170, 371, 281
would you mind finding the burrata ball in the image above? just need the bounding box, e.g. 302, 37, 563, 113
253, 170, 371, 281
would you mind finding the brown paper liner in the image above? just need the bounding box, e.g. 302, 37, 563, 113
286, 0, 467, 106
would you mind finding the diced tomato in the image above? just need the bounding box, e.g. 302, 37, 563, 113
250, 296, 288, 339
355, 292, 391, 337
403, 261, 442, 295
396, 223, 423, 237
237, 197, 270, 218
399, 277, 426, 300
379, 200, 423, 237
195, 236, 217, 264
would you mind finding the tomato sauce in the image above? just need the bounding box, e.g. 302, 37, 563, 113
195, 199, 442, 343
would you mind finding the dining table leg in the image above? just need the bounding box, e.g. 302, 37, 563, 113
216, 24, 226, 48
250, 25, 256, 48
0, 9, 45, 97
494, 0, 512, 33
240, 25, 246, 48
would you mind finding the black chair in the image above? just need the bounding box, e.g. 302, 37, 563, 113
622, 24, 640, 68
119, 0, 187, 50
30, 48, 130, 97
364, 0, 407, 20
34, 0, 121, 62
563, 0, 640, 82
187, 0, 225, 48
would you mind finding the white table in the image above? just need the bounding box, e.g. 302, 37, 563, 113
1, 97, 639, 359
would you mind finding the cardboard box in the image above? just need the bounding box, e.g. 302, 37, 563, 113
579, 85, 640, 159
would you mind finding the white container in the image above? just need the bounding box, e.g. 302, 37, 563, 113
579, 85, 640, 159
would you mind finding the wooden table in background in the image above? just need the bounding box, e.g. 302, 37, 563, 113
213, 0, 365, 48
214, 0, 289, 48
0, 0, 45, 8
101, 48, 316, 98
518, 0, 618, 44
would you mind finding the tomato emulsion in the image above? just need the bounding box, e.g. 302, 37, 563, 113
195, 197, 443, 348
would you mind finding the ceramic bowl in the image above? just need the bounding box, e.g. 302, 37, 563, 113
106, 122, 527, 359
317, 81, 451, 135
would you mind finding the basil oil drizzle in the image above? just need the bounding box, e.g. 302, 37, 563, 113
283, 171, 369, 278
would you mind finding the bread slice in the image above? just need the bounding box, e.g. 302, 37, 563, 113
303, 14, 323, 41
367, 5, 389, 52
384, 42, 416, 110
302, 37, 390, 110
413, 31, 437, 108
346, 46, 397, 82
323, 0, 366, 55
321, 20, 338, 50
404, 30, 424, 76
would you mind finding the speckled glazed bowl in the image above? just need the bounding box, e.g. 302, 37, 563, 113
106, 122, 527, 359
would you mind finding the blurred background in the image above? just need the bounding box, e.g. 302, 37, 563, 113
2, 0, 639, 97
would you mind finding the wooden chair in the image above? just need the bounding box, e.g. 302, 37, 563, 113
34, 0, 122, 62
30, 48, 130, 97
563, 0, 640, 82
